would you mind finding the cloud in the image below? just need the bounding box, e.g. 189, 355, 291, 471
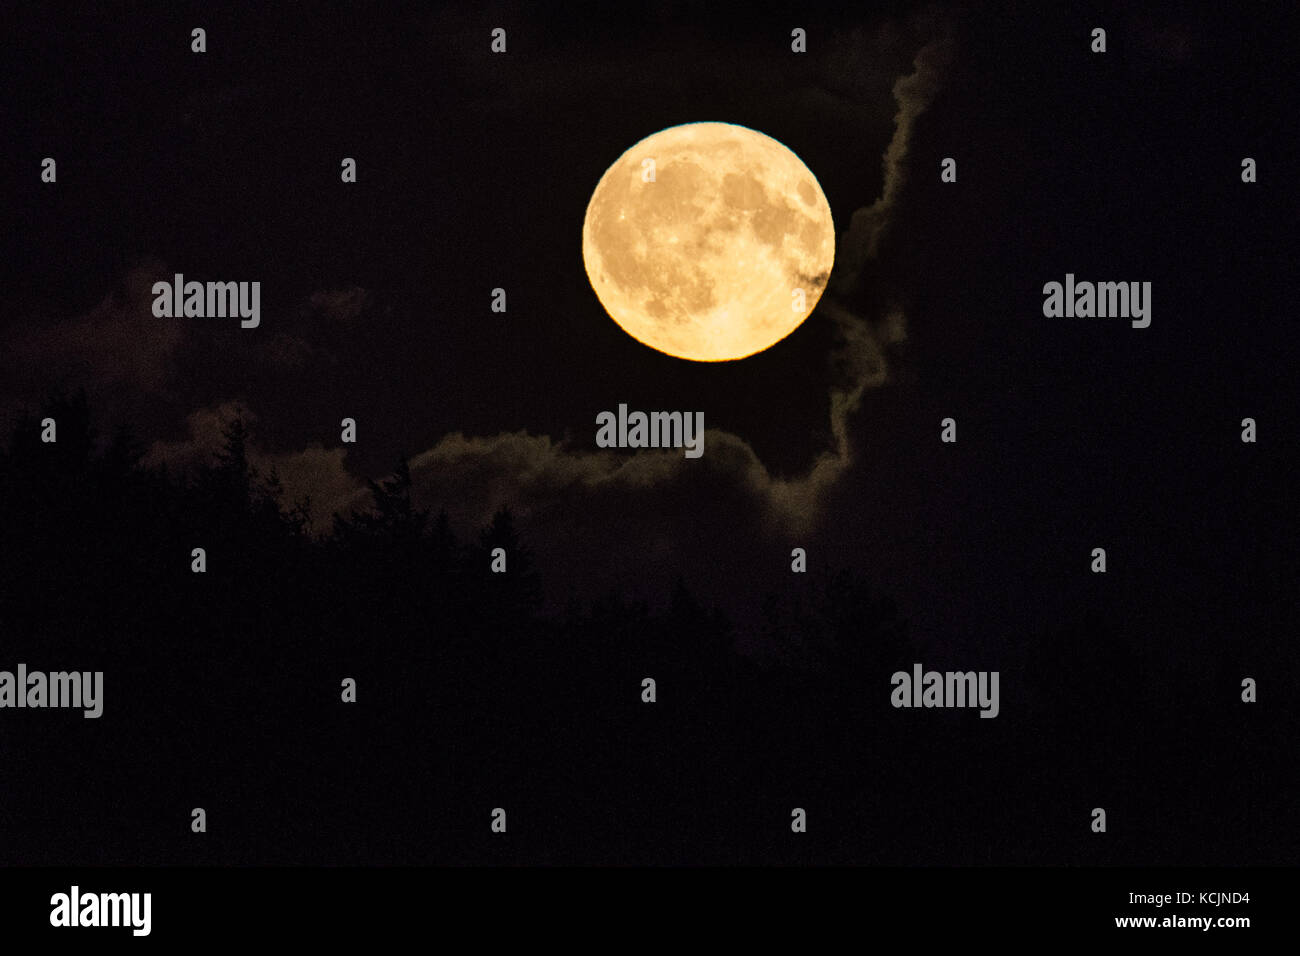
257, 287, 371, 371
1, 259, 184, 411
832, 28, 956, 289
261, 332, 318, 371
264, 443, 363, 526
141, 402, 248, 471
404, 427, 823, 528
304, 287, 369, 324
753, 26, 954, 528
779, 26, 954, 514
142, 402, 365, 522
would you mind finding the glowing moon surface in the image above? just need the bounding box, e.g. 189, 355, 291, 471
582, 122, 835, 362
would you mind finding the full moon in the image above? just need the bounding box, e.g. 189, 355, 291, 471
582, 122, 835, 362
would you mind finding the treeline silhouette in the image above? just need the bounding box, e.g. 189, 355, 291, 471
0, 391, 1285, 865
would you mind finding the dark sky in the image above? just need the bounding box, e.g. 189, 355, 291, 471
3, 2, 1293, 673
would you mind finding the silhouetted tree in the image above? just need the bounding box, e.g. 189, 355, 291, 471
474, 505, 543, 624
11, 391, 1192, 868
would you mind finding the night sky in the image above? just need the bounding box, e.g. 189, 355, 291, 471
2, 2, 1296, 868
